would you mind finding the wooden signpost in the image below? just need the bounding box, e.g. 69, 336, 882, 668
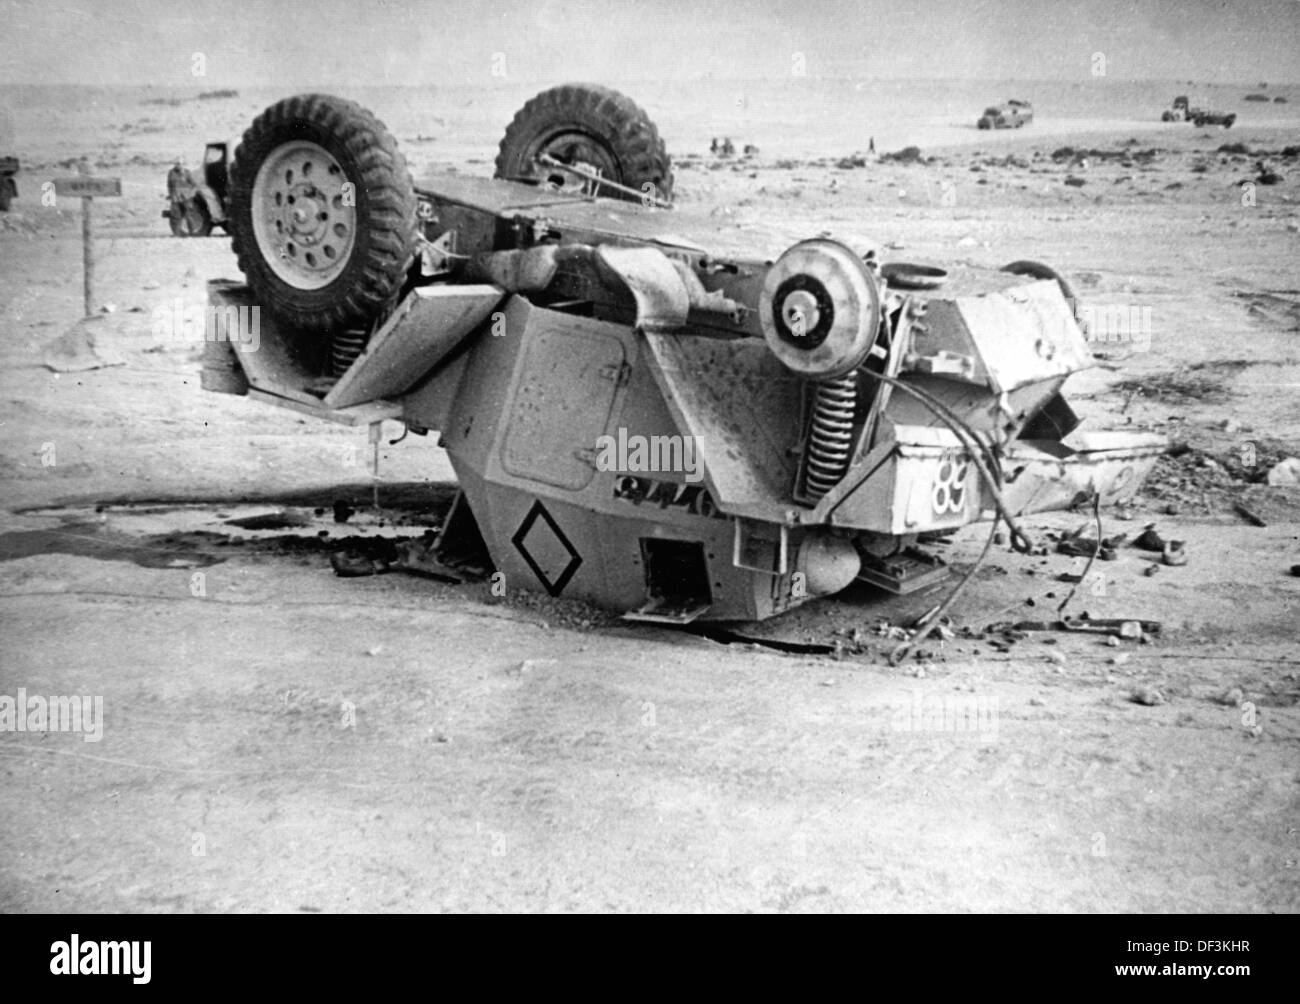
53, 174, 122, 317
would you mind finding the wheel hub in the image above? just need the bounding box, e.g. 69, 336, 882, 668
531, 132, 619, 194
251, 140, 356, 290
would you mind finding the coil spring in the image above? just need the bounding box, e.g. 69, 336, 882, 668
331, 328, 370, 377
801, 373, 858, 501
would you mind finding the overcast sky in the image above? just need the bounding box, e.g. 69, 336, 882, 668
3, 0, 1298, 86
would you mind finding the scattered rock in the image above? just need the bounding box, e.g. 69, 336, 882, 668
514, 658, 556, 675
881, 145, 923, 164
1130, 686, 1165, 706
42, 317, 126, 372
1265, 457, 1300, 486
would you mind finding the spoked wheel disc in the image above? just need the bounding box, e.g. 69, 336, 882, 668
251, 140, 356, 290
526, 131, 622, 196
495, 84, 673, 204
229, 93, 417, 333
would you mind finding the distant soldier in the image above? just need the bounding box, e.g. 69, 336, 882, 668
710, 137, 719, 155
721, 137, 735, 157
167, 158, 196, 200
869, 136, 875, 155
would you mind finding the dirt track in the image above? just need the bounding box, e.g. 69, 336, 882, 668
2, 118, 1299, 912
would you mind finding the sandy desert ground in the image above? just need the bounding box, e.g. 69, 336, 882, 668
0, 82, 1298, 912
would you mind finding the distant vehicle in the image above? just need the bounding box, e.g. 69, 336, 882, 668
1161, 96, 1235, 127
0, 156, 17, 212
977, 100, 1033, 129
1244, 94, 1270, 102
163, 142, 229, 236
1161, 95, 1191, 121
1190, 109, 1236, 128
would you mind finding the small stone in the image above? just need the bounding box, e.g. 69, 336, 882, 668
514, 658, 557, 675
1106, 636, 1121, 647
366, 645, 383, 657
1216, 686, 1244, 706
1119, 621, 1142, 639
1130, 686, 1165, 706
1164, 503, 1180, 515
1266, 457, 1300, 486
1111, 653, 1130, 666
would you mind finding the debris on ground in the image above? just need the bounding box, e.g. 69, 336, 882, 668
1130, 686, 1166, 706
880, 145, 924, 164
1266, 457, 1300, 486
42, 317, 126, 372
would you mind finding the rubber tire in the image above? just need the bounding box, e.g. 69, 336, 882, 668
1000, 260, 1077, 305
229, 93, 418, 333
170, 199, 212, 237
495, 84, 673, 204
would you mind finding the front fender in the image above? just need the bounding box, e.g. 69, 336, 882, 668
195, 184, 226, 223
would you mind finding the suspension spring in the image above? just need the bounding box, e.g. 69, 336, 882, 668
330, 328, 370, 377
801, 373, 858, 502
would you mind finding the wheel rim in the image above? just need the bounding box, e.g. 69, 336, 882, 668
251, 140, 356, 290
183, 204, 205, 235
525, 130, 620, 194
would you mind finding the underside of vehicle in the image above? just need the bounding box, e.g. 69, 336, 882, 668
200, 86, 1164, 627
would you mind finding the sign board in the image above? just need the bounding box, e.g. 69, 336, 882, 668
53, 176, 121, 198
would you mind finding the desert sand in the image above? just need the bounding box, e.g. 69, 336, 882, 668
0, 80, 1297, 912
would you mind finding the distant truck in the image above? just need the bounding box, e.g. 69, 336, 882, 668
977, 100, 1033, 129
1161, 96, 1235, 128
0, 156, 17, 211
163, 142, 230, 236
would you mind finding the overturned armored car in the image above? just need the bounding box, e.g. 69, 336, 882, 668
202, 85, 1163, 623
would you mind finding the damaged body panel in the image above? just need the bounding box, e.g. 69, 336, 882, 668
202, 87, 1164, 622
